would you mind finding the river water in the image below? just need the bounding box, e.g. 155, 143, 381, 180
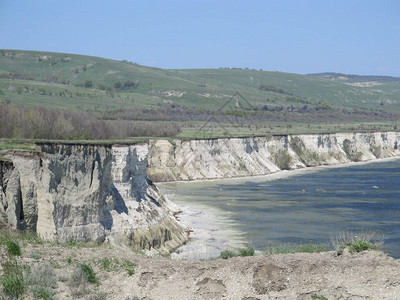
159, 158, 400, 259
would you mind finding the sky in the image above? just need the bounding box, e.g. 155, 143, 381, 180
0, 0, 399, 76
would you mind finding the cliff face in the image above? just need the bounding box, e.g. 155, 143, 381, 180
1, 131, 399, 251
0, 144, 188, 253
147, 132, 400, 181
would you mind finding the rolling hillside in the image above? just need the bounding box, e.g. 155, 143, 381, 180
1, 49, 400, 113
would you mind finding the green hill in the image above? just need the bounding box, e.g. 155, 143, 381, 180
1, 49, 399, 113
0, 49, 399, 141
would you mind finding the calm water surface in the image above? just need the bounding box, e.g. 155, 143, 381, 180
162, 159, 400, 258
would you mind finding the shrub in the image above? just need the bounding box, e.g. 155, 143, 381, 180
237, 247, 255, 257
273, 149, 292, 170
348, 240, 378, 253
5, 240, 21, 256
220, 250, 237, 259
331, 231, 383, 255
80, 263, 98, 284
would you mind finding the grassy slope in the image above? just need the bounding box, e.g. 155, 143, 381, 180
1, 49, 400, 113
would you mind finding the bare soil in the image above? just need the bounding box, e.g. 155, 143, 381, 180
2, 243, 400, 300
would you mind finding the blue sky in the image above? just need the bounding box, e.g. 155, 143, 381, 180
0, 0, 399, 76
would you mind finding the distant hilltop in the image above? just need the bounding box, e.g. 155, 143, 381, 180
308, 72, 400, 83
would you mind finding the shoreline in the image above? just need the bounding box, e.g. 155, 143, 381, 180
156, 155, 400, 186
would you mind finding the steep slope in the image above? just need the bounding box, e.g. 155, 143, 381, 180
0, 144, 188, 253
147, 132, 400, 181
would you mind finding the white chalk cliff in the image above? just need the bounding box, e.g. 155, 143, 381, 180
0, 144, 188, 253
1, 132, 400, 251
147, 132, 400, 181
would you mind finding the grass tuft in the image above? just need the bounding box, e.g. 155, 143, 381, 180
80, 263, 99, 284
0, 258, 25, 297
220, 246, 255, 259
5, 240, 22, 256
331, 231, 383, 255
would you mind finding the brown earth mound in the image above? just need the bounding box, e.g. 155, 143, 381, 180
1, 242, 399, 299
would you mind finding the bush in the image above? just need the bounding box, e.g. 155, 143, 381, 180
220, 250, 236, 259
331, 231, 383, 255
348, 240, 378, 253
5, 240, 21, 256
80, 263, 98, 284
273, 149, 292, 170
237, 247, 255, 257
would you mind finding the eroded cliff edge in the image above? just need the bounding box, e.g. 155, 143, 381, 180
148, 132, 400, 181
1, 132, 399, 252
0, 144, 188, 253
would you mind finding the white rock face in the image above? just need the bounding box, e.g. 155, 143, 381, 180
147, 132, 400, 181
1, 132, 399, 252
0, 144, 188, 253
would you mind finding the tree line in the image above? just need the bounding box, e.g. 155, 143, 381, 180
0, 103, 181, 140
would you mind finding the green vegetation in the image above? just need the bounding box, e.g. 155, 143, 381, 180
5, 240, 21, 256
331, 231, 383, 255
30, 250, 42, 260
264, 243, 330, 255
220, 250, 238, 259
220, 246, 255, 259
97, 257, 136, 275
0, 259, 25, 298
79, 263, 98, 284
342, 139, 363, 161
273, 149, 292, 170
311, 294, 328, 300
25, 264, 58, 300
0, 49, 399, 142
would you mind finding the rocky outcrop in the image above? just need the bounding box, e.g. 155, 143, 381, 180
0, 144, 188, 254
147, 132, 400, 181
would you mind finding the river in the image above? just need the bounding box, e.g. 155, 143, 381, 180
159, 158, 400, 259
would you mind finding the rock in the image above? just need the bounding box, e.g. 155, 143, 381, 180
147, 132, 400, 181
0, 144, 189, 253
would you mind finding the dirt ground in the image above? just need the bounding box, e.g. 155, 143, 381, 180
3, 242, 400, 300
